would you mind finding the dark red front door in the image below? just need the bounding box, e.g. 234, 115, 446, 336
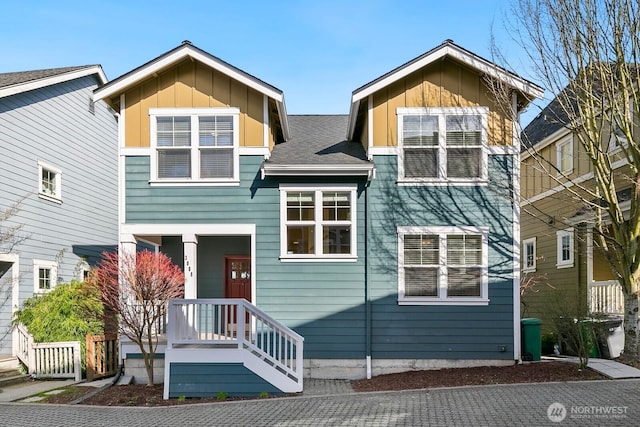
224, 256, 251, 301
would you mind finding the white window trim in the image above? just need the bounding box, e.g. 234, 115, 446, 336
33, 259, 58, 293
556, 136, 574, 175
149, 107, 240, 186
522, 237, 537, 272
556, 228, 574, 268
397, 225, 489, 305
396, 107, 489, 186
37, 160, 62, 203
279, 184, 357, 262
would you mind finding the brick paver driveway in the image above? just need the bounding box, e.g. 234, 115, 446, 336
1, 379, 638, 426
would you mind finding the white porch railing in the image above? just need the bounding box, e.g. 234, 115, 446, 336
166, 299, 304, 391
15, 324, 82, 382
589, 281, 624, 315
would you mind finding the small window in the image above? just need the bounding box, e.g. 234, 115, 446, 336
398, 226, 489, 305
522, 237, 536, 272
608, 126, 628, 152
556, 228, 574, 268
556, 137, 573, 174
38, 161, 62, 202
280, 185, 357, 261
150, 108, 240, 184
33, 260, 57, 292
397, 107, 488, 184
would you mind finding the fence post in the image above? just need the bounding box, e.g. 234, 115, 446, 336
73, 342, 82, 382
86, 335, 95, 381
27, 334, 36, 376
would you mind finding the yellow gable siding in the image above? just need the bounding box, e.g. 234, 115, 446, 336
124, 59, 265, 148
371, 58, 513, 147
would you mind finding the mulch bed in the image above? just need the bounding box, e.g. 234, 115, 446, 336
42, 361, 606, 407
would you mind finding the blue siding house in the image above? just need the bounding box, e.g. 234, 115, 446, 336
0, 66, 119, 356
93, 40, 542, 398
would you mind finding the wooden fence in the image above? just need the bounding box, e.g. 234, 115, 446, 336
86, 334, 119, 381
16, 324, 119, 382
16, 324, 81, 382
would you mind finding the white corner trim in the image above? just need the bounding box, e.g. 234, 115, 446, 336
238, 146, 270, 156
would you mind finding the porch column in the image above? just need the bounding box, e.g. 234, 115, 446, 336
182, 234, 198, 299
120, 234, 137, 258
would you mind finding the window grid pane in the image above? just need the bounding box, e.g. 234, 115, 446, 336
405, 267, 438, 296
404, 235, 439, 265
158, 149, 191, 178
41, 169, 56, 195
39, 268, 51, 290
561, 235, 571, 261
286, 192, 315, 221
323, 226, 351, 254
200, 148, 233, 178
287, 226, 314, 254
322, 192, 350, 221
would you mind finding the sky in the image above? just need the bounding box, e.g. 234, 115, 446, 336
0, 0, 542, 124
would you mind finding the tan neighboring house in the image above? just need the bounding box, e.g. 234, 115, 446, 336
520, 97, 628, 326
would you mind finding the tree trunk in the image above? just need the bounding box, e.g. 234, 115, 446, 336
143, 353, 155, 386
623, 292, 639, 357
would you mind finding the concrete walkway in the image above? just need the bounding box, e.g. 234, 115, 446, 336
545, 356, 640, 379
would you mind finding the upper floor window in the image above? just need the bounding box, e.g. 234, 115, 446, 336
397, 107, 488, 184
398, 226, 489, 305
522, 237, 537, 272
33, 259, 57, 293
556, 137, 573, 174
149, 108, 240, 185
279, 185, 357, 261
38, 161, 62, 203
556, 228, 574, 268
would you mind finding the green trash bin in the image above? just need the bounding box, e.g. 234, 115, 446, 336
521, 318, 542, 361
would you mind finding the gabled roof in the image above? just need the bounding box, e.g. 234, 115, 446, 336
0, 65, 107, 99
347, 39, 545, 139
94, 41, 290, 140
262, 115, 373, 178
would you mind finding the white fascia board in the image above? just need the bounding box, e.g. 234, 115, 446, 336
351, 45, 543, 104
94, 46, 282, 102
262, 164, 374, 177
346, 99, 360, 140
521, 126, 571, 161
0, 66, 107, 99
121, 223, 255, 237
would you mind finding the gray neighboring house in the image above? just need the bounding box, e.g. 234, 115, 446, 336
0, 66, 118, 356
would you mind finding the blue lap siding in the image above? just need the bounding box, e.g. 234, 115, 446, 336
125, 155, 367, 360
366, 154, 516, 360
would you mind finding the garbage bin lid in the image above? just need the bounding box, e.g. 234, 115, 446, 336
521, 318, 542, 325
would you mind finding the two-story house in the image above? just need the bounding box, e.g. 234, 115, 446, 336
520, 94, 628, 327
0, 66, 118, 357
93, 40, 541, 398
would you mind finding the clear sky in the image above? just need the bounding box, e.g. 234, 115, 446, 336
1, 0, 540, 122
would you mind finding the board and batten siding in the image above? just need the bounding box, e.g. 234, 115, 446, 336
369, 58, 513, 148
366, 155, 516, 359
123, 59, 265, 148
0, 76, 118, 353
124, 155, 367, 360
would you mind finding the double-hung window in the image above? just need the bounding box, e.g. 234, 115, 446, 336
398, 226, 489, 305
33, 260, 57, 293
38, 161, 62, 203
556, 228, 574, 268
398, 107, 488, 184
556, 137, 573, 174
150, 108, 240, 184
280, 185, 357, 261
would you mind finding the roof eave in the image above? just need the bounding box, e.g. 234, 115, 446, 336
0, 65, 107, 99
261, 163, 374, 178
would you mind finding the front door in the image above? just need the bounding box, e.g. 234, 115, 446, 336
224, 256, 251, 334
224, 256, 251, 301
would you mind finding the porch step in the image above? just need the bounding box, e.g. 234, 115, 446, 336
0, 357, 27, 386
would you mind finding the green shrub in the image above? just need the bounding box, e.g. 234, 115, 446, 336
13, 280, 104, 343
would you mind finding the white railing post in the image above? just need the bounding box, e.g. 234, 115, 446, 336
73, 342, 81, 382
237, 301, 245, 349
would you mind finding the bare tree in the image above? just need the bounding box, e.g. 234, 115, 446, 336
495, 0, 640, 356
88, 250, 184, 386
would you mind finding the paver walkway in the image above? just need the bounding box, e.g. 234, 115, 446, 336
1, 379, 639, 426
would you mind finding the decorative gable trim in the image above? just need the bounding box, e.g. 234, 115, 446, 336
93, 42, 290, 140
0, 66, 107, 99
347, 40, 544, 140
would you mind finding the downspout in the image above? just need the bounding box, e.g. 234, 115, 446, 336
365, 180, 372, 379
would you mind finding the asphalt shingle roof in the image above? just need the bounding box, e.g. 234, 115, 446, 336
266, 115, 370, 166
0, 66, 97, 89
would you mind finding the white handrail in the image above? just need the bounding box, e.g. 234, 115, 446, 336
167, 299, 304, 386
588, 281, 624, 314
